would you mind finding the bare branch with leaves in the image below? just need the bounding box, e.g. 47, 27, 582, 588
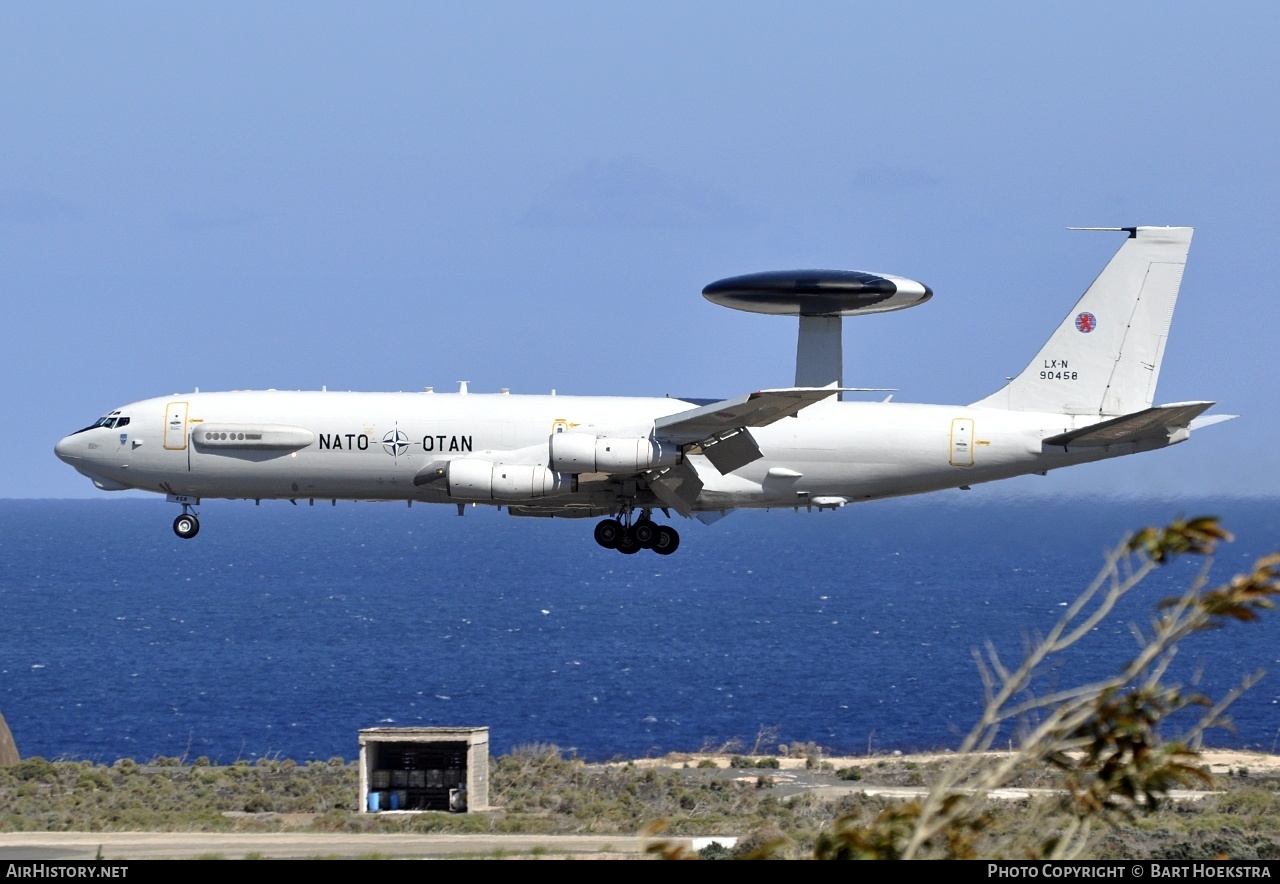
806, 517, 1280, 860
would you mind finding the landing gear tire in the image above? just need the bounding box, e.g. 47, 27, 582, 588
173, 513, 200, 539
651, 525, 680, 556
633, 518, 657, 548
594, 519, 623, 549
616, 530, 641, 555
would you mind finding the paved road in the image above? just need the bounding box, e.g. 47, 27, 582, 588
0, 831, 661, 860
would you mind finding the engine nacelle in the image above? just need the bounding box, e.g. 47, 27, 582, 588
445, 459, 577, 501
548, 433, 680, 474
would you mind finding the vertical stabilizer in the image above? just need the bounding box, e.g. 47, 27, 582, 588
972, 227, 1192, 416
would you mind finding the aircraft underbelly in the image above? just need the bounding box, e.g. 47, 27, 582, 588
709, 412, 1069, 507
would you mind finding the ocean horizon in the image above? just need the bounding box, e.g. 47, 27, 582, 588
1, 496, 1277, 763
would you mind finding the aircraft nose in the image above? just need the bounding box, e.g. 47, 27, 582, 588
54, 434, 79, 464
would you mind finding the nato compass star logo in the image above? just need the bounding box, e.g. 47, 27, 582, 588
1075, 311, 1097, 333
381, 426, 410, 459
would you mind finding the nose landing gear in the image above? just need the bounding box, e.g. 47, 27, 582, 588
593, 509, 680, 555
173, 507, 200, 539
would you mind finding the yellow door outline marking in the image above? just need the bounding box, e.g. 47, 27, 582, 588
163, 401, 189, 451
949, 417, 974, 467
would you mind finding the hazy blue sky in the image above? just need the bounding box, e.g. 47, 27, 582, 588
6, 2, 1277, 498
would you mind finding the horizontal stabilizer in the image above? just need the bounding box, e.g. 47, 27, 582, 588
1190, 413, 1238, 431
655, 386, 839, 445
1042, 401, 1215, 448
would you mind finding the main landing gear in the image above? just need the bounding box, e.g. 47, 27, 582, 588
173, 508, 200, 539
593, 511, 680, 556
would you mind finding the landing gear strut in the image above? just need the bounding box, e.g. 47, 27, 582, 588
173, 507, 200, 539
593, 509, 679, 556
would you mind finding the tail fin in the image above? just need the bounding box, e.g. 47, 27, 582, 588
972, 226, 1192, 417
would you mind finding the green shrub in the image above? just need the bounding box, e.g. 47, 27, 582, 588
75, 770, 112, 793
13, 758, 57, 781
1216, 790, 1279, 816
698, 841, 733, 859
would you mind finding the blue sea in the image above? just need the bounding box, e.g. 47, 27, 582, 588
1, 497, 1277, 763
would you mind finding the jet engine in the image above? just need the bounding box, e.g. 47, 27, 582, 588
548, 433, 680, 474
444, 459, 577, 501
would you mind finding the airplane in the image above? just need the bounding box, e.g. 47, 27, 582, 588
55, 226, 1231, 555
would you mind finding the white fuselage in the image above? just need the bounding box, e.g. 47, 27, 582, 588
54, 389, 1153, 513
52, 227, 1213, 553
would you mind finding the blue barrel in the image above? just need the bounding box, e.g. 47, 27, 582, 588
368, 791, 381, 812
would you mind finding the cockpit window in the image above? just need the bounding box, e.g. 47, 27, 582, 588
72, 411, 124, 435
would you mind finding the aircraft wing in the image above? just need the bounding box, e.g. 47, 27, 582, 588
655, 387, 839, 443
1042, 401, 1217, 448
654, 386, 840, 474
